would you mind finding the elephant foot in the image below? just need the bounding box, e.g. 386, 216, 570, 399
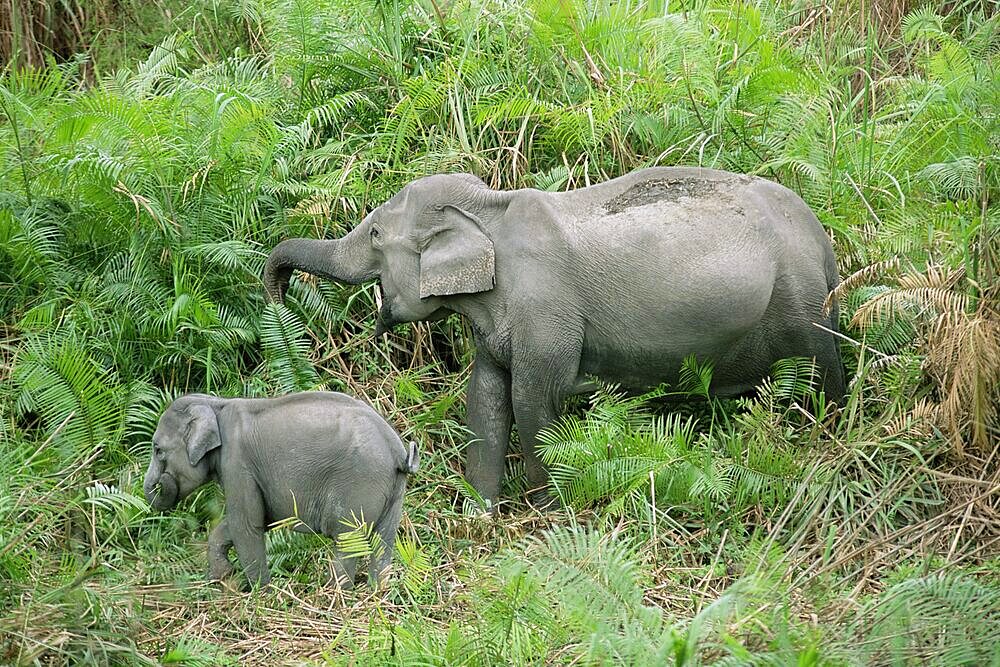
207, 570, 243, 595
461, 495, 496, 517
329, 558, 358, 591
241, 581, 271, 594
241, 570, 272, 592
527, 488, 561, 512
328, 572, 355, 591
206, 563, 235, 583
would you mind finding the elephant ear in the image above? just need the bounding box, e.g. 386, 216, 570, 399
185, 403, 221, 466
419, 205, 496, 299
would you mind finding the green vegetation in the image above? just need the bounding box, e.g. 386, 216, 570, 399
1, 1, 245, 75
1, 0, 998, 663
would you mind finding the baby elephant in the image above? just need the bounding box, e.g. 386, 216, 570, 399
143, 392, 419, 589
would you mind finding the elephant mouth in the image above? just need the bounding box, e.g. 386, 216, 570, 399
374, 303, 451, 337
146, 472, 178, 511
373, 301, 400, 337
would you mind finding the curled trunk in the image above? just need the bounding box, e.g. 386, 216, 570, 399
263, 224, 378, 302
145, 472, 178, 511
144, 458, 178, 510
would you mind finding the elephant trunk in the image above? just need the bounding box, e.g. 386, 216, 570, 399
263, 227, 378, 302
373, 297, 396, 337
144, 459, 178, 511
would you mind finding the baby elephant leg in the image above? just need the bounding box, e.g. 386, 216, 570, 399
368, 496, 404, 588
229, 525, 270, 588
207, 519, 235, 581
226, 492, 270, 588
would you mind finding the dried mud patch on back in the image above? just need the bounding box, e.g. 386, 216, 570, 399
604, 177, 728, 214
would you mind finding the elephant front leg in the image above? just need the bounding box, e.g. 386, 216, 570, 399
511, 394, 562, 509
512, 349, 580, 509
231, 526, 269, 589
226, 489, 270, 588
206, 518, 235, 581
464, 355, 513, 509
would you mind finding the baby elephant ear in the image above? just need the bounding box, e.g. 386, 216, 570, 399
419, 205, 495, 299
185, 403, 221, 466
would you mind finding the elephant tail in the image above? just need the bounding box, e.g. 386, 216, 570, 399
398, 440, 420, 475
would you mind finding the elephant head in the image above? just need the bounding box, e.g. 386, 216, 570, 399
263, 173, 507, 334
144, 396, 221, 511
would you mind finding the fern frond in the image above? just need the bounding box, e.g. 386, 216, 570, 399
336, 514, 384, 562
182, 239, 259, 274
259, 302, 319, 393
852, 286, 969, 328
852, 571, 1000, 665
84, 481, 149, 515
12, 331, 125, 457
130, 33, 185, 97
766, 357, 820, 402
924, 308, 1000, 452
676, 354, 714, 399
396, 537, 434, 599
506, 524, 648, 629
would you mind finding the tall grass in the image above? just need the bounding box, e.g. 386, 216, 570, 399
0, 1, 246, 74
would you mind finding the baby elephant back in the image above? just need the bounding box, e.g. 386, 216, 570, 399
243, 393, 411, 524
254, 392, 405, 464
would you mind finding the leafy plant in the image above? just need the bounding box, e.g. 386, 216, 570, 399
540, 358, 820, 524
842, 260, 1000, 453
847, 571, 1000, 665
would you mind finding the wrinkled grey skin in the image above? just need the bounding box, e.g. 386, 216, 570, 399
263, 167, 844, 508
143, 392, 420, 588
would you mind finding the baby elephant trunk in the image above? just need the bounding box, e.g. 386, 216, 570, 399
400, 440, 420, 475
144, 460, 179, 511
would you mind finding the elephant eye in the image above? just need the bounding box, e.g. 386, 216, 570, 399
370, 227, 381, 241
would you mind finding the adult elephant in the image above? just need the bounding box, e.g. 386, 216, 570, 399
263, 167, 844, 508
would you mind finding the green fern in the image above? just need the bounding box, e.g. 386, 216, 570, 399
12, 331, 126, 458
0, 204, 63, 308
160, 636, 238, 667
850, 571, 1000, 665
396, 537, 435, 600
540, 366, 810, 521
259, 302, 320, 392
335, 513, 385, 563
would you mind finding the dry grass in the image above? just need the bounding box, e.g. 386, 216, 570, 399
0, 0, 95, 69
2, 431, 998, 665
926, 303, 1000, 454
845, 260, 1000, 456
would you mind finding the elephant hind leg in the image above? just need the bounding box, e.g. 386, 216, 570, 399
721, 275, 846, 403
323, 520, 359, 590
367, 476, 408, 588
819, 294, 847, 402
815, 335, 846, 402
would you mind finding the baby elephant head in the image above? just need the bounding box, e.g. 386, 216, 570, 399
144, 397, 221, 511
